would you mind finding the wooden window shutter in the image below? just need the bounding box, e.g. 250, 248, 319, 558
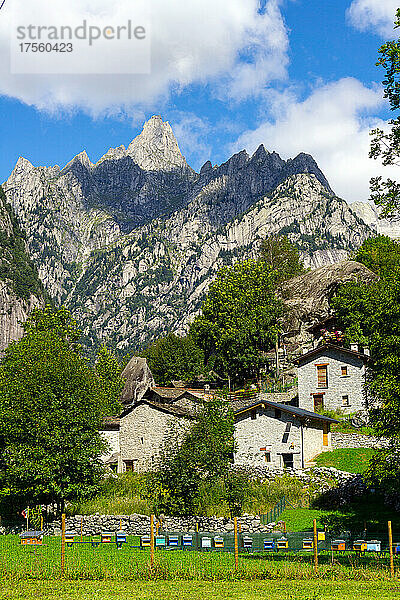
317, 365, 328, 388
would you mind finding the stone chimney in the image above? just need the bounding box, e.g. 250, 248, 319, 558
363, 346, 370, 357
350, 343, 358, 352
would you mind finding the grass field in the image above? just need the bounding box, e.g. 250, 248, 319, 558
314, 448, 375, 474
2, 580, 400, 600
1, 535, 400, 582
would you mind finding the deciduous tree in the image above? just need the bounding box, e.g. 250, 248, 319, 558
190, 259, 282, 384
0, 306, 124, 516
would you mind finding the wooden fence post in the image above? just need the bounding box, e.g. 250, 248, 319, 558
313, 519, 318, 574
389, 521, 394, 578
150, 514, 155, 569
81, 517, 83, 542
61, 513, 66, 576
234, 517, 239, 570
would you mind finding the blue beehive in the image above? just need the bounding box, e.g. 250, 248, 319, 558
182, 534, 193, 548
115, 531, 127, 549
168, 535, 180, 547
263, 539, 275, 551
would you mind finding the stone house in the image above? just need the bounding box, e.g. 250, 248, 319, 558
100, 386, 336, 473
295, 343, 369, 414
232, 397, 336, 469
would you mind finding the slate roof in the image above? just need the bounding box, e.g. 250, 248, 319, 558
102, 416, 121, 430
231, 397, 338, 423
294, 343, 369, 364
121, 399, 196, 419
146, 387, 203, 401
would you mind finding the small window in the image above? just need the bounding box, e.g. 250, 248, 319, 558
342, 395, 350, 406
341, 366, 348, 376
251, 409, 257, 420
141, 437, 144, 444
317, 365, 328, 388
274, 409, 281, 419
265, 452, 271, 463
124, 460, 134, 472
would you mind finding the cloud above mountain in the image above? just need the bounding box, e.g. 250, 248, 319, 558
0, 0, 288, 115
234, 78, 398, 203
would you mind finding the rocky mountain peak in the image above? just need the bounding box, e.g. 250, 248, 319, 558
126, 115, 191, 172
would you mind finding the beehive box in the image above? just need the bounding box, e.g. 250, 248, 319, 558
182, 535, 193, 547
243, 536, 253, 549
367, 540, 381, 552
101, 531, 113, 544
302, 538, 313, 550
168, 535, 180, 547
276, 538, 288, 550
65, 531, 76, 547
155, 536, 166, 547
141, 535, 151, 548
331, 539, 346, 551
201, 536, 212, 549
353, 540, 367, 552
20, 531, 43, 546
393, 543, 400, 555
264, 539, 275, 551
214, 536, 224, 549
115, 531, 127, 548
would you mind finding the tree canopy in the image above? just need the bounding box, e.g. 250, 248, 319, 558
142, 333, 204, 386
259, 234, 305, 281
332, 238, 400, 438
0, 306, 124, 515
353, 235, 400, 279
190, 259, 282, 384
369, 9, 400, 215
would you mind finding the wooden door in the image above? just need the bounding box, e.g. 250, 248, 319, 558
313, 394, 324, 411
323, 423, 329, 446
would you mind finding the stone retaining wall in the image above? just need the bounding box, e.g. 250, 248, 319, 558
0, 467, 365, 536
331, 432, 390, 450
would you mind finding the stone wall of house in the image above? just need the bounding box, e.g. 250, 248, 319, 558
99, 429, 120, 463
234, 406, 303, 469
302, 420, 332, 462
331, 432, 390, 450
120, 404, 191, 472
298, 347, 367, 414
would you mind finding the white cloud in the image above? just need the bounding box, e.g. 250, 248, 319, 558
347, 0, 398, 37
170, 114, 212, 168
0, 0, 289, 115
234, 77, 398, 203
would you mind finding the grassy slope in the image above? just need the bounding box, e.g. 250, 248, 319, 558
2, 581, 400, 600
314, 448, 375, 474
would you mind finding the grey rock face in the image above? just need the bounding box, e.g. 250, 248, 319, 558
0, 188, 44, 352
3, 116, 377, 354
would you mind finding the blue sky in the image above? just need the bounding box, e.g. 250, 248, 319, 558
0, 0, 398, 202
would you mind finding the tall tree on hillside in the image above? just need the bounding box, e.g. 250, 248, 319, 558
260, 235, 305, 281
353, 235, 400, 279
332, 238, 400, 500
190, 259, 282, 383
0, 306, 124, 516
142, 333, 204, 386
370, 9, 400, 215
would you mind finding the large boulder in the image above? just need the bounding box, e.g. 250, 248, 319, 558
120, 356, 155, 407
279, 260, 378, 352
